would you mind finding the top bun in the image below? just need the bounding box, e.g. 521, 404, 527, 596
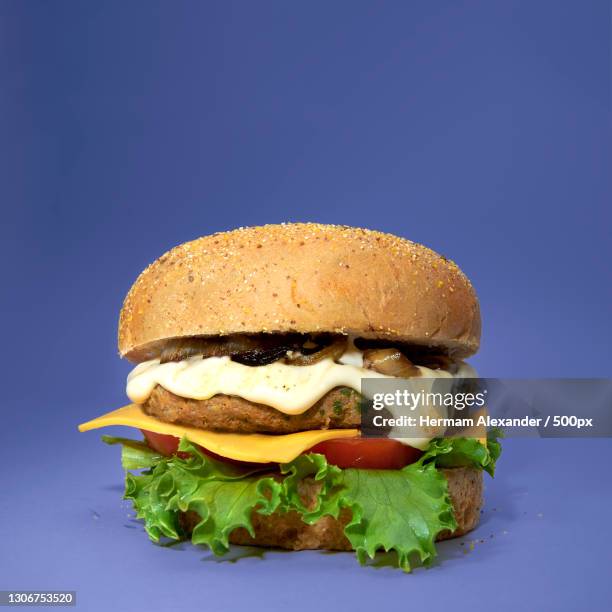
119, 223, 481, 362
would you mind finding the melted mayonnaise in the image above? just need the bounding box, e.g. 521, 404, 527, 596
127, 356, 390, 414
126, 349, 476, 416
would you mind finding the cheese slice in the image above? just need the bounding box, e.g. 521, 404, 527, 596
78, 404, 359, 463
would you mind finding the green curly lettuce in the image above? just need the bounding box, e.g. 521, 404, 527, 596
104, 432, 501, 571
279, 453, 456, 571
104, 437, 281, 555
421, 429, 503, 476
102, 435, 161, 470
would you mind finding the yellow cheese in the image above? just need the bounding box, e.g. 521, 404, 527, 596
78, 404, 359, 463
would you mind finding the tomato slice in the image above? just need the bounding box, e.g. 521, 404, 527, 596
141, 430, 420, 470
308, 438, 422, 469
141, 429, 189, 458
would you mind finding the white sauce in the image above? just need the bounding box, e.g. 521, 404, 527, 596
126, 347, 477, 450
127, 355, 390, 414
126, 348, 476, 416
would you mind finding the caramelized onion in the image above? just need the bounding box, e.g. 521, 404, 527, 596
232, 347, 291, 366
285, 337, 347, 366
363, 349, 420, 377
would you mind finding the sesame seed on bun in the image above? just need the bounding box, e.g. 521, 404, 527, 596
118, 223, 480, 362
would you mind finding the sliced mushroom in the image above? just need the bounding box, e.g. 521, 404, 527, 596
419, 354, 453, 371
160, 334, 302, 364
363, 348, 421, 377
285, 337, 347, 366
159, 337, 247, 363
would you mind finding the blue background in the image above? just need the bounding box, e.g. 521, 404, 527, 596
1, 1, 611, 610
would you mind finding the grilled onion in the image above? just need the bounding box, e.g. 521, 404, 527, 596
232, 346, 291, 366
363, 349, 420, 377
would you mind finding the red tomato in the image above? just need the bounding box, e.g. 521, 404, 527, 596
308, 438, 422, 469
141, 429, 189, 458
142, 430, 420, 470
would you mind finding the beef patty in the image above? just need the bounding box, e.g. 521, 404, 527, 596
142, 385, 361, 434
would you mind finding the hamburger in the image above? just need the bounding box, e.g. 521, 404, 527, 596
79, 223, 500, 571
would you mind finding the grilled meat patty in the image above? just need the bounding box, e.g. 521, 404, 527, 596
142, 385, 362, 434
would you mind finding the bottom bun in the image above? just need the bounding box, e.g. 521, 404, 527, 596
180, 466, 483, 551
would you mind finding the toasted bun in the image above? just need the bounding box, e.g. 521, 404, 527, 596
180, 466, 483, 552
119, 223, 480, 362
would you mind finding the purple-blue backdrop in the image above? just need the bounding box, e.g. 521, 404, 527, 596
1, 1, 611, 611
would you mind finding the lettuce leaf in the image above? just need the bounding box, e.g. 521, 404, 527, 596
421, 429, 503, 476
279, 453, 456, 571
121, 439, 281, 554
102, 435, 161, 470
107, 433, 501, 571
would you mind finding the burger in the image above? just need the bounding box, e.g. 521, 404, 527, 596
79, 223, 500, 571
